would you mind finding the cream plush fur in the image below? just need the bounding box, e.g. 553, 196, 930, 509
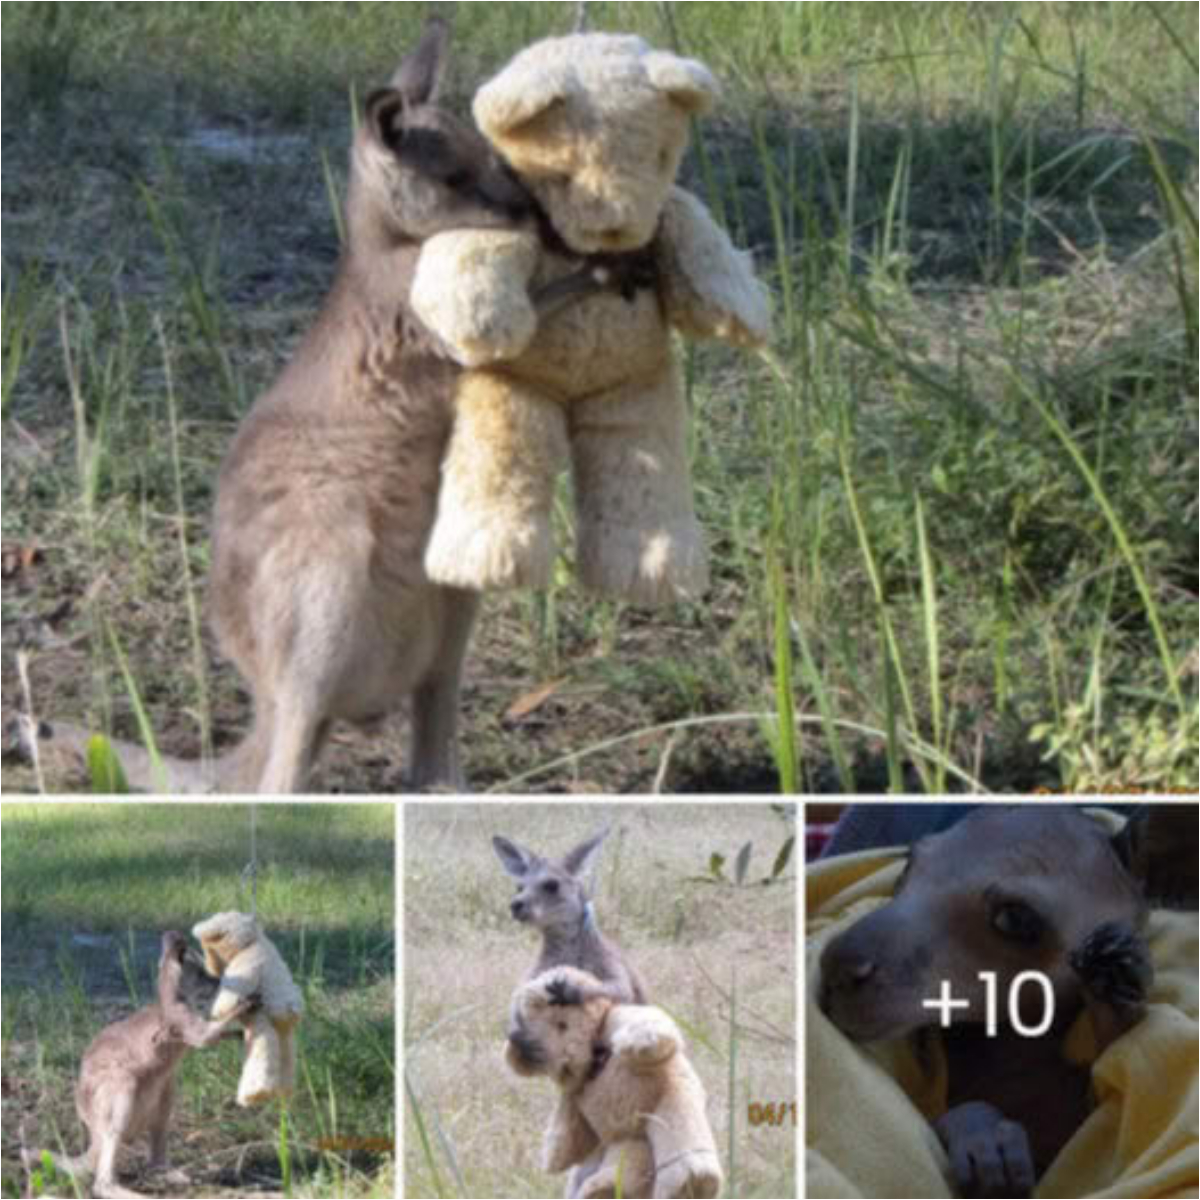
192, 911, 303, 1107
412, 33, 770, 605
507, 966, 722, 1199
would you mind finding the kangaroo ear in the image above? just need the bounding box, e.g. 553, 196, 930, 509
161, 931, 187, 961
365, 88, 405, 151
493, 836, 537, 880
389, 16, 450, 107
561, 828, 610, 880
1113, 805, 1198, 909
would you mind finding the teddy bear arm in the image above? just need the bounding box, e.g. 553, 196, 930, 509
610, 1007, 684, 1067
657, 186, 771, 349
411, 229, 541, 367
543, 1094, 601, 1174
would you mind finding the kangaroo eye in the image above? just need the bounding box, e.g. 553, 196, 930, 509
541, 880, 560, 896
443, 168, 473, 191
992, 901, 1044, 944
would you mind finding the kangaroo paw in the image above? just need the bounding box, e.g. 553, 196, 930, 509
1070, 920, 1153, 1012
545, 974, 584, 1007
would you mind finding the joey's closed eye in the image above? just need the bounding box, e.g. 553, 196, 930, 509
991, 899, 1046, 944
541, 879, 560, 896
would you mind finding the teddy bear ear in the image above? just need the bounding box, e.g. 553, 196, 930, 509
645, 52, 720, 115
474, 66, 573, 139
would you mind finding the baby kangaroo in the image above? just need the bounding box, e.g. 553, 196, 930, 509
819, 805, 1196, 1200
21, 19, 623, 793
496, 828, 652, 1199
494, 827, 647, 1009
24, 931, 256, 1199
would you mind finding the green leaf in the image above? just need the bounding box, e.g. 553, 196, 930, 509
770, 836, 796, 881
87, 735, 130, 795
734, 842, 753, 886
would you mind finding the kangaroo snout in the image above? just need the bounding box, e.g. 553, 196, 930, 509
819, 906, 936, 1042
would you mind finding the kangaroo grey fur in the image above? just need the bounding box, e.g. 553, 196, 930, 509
494, 827, 647, 1008
496, 828, 651, 1199
17, 19, 627, 794
23, 931, 255, 1200
818, 804, 1196, 1200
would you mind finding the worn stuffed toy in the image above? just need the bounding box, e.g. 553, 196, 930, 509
507, 965, 722, 1199
192, 911, 303, 1107
412, 32, 770, 605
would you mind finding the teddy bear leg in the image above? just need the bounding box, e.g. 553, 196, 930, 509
571, 364, 708, 606
425, 372, 569, 591
577, 1140, 656, 1199
645, 1116, 722, 1200
238, 1012, 283, 1107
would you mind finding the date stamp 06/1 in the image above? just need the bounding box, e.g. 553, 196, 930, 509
748, 1101, 798, 1128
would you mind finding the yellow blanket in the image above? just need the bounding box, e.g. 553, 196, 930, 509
807, 836, 1198, 1200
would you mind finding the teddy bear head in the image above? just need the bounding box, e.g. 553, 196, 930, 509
506, 966, 613, 1091
474, 33, 719, 256
192, 910, 260, 970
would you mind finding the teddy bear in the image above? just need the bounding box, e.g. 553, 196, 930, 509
410, 32, 771, 606
192, 911, 303, 1107
506, 965, 722, 1199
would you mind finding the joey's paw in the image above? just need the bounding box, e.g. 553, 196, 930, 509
545, 974, 583, 1007
1070, 920, 1153, 1010
935, 1102, 1035, 1199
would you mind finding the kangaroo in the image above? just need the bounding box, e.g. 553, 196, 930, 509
23, 931, 257, 1200
494, 827, 647, 1007
818, 804, 1197, 1200
496, 827, 651, 1199
15, 19, 625, 794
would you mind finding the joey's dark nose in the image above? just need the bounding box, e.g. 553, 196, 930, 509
511, 898, 527, 920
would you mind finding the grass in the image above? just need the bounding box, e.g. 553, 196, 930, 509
1, 1, 1196, 794
0, 804, 395, 1199
403, 803, 797, 1198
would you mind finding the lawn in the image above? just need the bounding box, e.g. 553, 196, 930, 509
1, 1, 1196, 793
404, 802, 797, 1198
0, 803, 395, 1198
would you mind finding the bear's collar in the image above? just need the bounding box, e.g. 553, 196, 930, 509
587, 1005, 614, 1083
587, 1038, 612, 1083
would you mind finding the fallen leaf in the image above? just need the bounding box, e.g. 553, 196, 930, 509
505, 679, 565, 724
1, 543, 43, 581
